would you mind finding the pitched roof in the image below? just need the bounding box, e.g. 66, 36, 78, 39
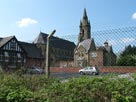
77, 38, 94, 51
33, 32, 46, 44
97, 46, 113, 53
19, 41, 43, 58
33, 32, 76, 51
0, 38, 2, 41
0, 36, 15, 48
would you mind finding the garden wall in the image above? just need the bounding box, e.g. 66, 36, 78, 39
50, 66, 136, 73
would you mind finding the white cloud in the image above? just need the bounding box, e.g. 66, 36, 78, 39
16, 18, 38, 27
132, 12, 136, 20
106, 38, 135, 46
108, 40, 118, 46
121, 38, 135, 43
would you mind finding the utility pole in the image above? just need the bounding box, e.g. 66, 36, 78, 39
45, 30, 56, 78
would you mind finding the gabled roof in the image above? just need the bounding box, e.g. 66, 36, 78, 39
96, 46, 106, 51
33, 32, 46, 44
97, 46, 113, 53
0, 36, 15, 48
77, 38, 94, 51
19, 41, 43, 58
33, 32, 76, 51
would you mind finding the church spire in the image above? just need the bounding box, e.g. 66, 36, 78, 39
82, 8, 89, 26
78, 8, 91, 44
83, 8, 88, 19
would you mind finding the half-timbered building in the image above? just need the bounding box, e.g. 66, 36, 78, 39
0, 36, 26, 71
0, 33, 76, 70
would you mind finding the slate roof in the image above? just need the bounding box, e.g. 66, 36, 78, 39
105, 46, 112, 52
19, 41, 43, 58
0, 36, 15, 48
0, 38, 2, 41
96, 46, 105, 51
33, 32, 76, 51
77, 38, 94, 51
97, 46, 113, 53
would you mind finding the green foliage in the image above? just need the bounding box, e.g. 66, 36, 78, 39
6, 88, 32, 102
117, 45, 136, 66
121, 45, 136, 56
0, 74, 136, 102
117, 55, 136, 66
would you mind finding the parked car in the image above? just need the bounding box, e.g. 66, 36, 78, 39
79, 66, 99, 75
26, 66, 45, 74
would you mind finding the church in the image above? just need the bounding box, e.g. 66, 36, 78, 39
74, 9, 116, 67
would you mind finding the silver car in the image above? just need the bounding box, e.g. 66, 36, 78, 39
79, 66, 99, 75
26, 66, 45, 74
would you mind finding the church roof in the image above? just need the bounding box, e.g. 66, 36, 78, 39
33, 32, 76, 51
77, 38, 94, 51
33, 32, 45, 44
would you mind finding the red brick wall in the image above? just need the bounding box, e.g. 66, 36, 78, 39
50, 67, 80, 73
90, 51, 104, 66
50, 66, 136, 73
100, 66, 136, 73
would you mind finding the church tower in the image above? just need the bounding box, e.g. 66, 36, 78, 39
78, 8, 91, 44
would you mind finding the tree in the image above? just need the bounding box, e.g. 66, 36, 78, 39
121, 45, 136, 56
117, 45, 136, 66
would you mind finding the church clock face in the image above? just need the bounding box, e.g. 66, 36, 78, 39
91, 52, 97, 57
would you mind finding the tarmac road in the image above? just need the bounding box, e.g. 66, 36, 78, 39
50, 72, 81, 79
50, 72, 101, 79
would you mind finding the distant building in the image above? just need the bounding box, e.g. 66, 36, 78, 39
19, 41, 44, 68
33, 32, 76, 67
74, 9, 116, 67
0, 9, 116, 70
0, 32, 76, 71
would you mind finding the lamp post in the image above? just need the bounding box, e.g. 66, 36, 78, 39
45, 30, 56, 78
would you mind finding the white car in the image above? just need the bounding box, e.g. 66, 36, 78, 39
79, 66, 99, 75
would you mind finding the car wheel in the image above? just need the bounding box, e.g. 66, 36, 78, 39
80, 71, 84, 75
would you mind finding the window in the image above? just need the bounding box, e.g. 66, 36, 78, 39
10, 41, 16, 50
91, 52, 97, 57
4, 52, 9, 62
17, 53, 21, 58
4, 52, 9, 57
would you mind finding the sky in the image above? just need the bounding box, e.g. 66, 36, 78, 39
0, 0, 136, 50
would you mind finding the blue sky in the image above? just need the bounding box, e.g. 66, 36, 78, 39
0, 0, 136, 48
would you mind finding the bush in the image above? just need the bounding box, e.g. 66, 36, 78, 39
0, 74, 136, 102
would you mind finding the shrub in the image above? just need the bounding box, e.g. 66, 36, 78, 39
0, 74, 136, 102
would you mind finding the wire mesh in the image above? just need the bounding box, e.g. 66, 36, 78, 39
51, 26, 136, 78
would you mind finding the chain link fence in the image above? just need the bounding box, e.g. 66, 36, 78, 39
51, 26, 136, 78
